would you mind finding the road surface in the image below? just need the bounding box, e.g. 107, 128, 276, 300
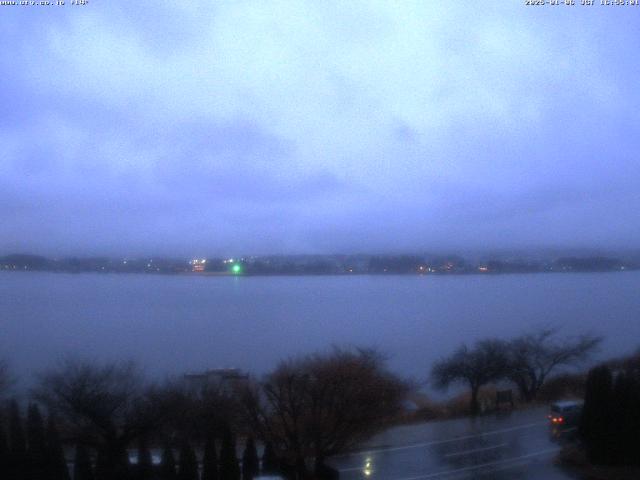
328, 407, 582, 480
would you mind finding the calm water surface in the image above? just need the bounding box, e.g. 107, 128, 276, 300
1, 271, 639, 388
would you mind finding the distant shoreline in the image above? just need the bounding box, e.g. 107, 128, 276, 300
1, 267, 636, 278
2, 253, 637, 277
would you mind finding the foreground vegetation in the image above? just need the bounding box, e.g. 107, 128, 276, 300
552, 350, 640, 479
0, 349, 407, 480
0, 329, 633, 480
430, 329, 601, 414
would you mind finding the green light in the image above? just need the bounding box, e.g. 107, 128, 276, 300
232, 264, 242, 274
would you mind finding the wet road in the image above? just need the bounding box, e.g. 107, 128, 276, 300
328, 408, 581, 480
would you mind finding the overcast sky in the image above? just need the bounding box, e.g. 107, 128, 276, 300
1, 2, 639, 257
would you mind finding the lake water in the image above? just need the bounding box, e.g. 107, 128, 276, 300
1, 271, 639, 390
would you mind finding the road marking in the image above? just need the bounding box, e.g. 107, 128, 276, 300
335, 421, 545, 461
441, 460, 529, 480
392, 447, 560, 480
443, 442, 507, 458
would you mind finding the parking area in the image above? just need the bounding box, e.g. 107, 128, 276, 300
329, 408, 581, 480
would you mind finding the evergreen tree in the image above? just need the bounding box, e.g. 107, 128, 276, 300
9, 399, 26, 480
0, 417, 9, 478
26, 403, 47, 480
633, 375, 640, 467
73, 443, 94, 480
202, 435, 218, 480
159, 443, 177, 480
580, 365, 613, 465
314, 460, 339, 480
260, 442, 278, 475
95, 441, 130, 480
219, 426, 240, 480
610, 372, 640, 466
94, 446, 109, 480
137, 436, 153, 480
113, 442, 131, 480
241, 437, 259, 480
45, 414, 70, 480
178, 439, 198, 480
278, 458, 296, 480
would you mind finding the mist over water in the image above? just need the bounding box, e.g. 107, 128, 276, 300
2, 271, 639, 391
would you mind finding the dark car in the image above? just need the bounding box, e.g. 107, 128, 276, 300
548, 400, 583, 441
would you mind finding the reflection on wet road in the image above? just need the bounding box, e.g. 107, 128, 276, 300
329, 408, 580, 480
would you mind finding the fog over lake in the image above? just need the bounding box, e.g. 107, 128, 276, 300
2, 271, 639, 390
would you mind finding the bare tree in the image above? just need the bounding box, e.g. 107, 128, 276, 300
154, 376, 245, 446
34, 358, 175, 480
243, 347, 409, 478
506, 329, 602, 402
431, 339, 509, 415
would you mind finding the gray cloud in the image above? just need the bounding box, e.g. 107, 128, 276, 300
1, 2, 639, 256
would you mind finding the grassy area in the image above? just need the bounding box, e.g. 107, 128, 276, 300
401, 386, 559, 424
400, 372, 587, 424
